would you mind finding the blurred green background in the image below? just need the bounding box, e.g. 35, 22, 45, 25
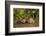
13, 8, 39, 20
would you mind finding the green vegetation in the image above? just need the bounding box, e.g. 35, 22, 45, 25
13, 8, 39, 20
